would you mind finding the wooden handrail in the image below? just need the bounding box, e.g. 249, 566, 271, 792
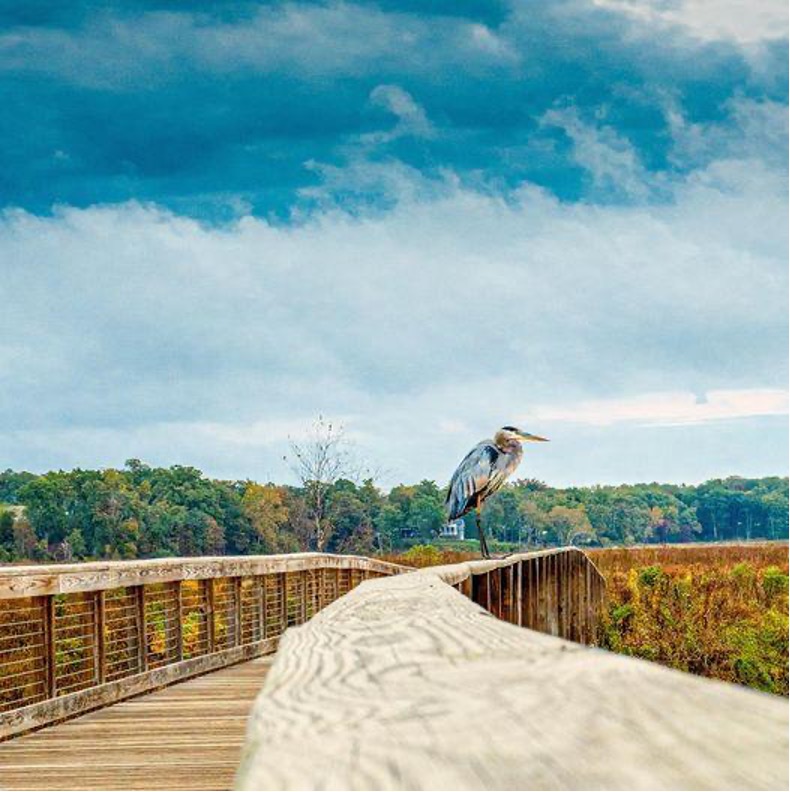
0, 553, 408, 739
236, 548, 788, 791
0, 553, 408, 599
424, 547, 605, 643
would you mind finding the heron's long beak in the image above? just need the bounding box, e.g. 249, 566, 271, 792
520, 432, 549, 442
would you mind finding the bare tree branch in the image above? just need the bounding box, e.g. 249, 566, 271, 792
287, 416, 363, 551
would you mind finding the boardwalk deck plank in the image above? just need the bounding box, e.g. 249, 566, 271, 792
0, 657, 271, 791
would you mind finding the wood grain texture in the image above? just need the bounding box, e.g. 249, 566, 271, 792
236, 568, 788, 791
0, 657, 271, 791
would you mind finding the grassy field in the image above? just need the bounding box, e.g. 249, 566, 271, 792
381, 542, 789, 695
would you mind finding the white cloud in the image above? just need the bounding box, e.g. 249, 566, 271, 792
665, 97, 788, 170
528, 388, 788, 426
541, 107, 656, 200
591, 0, 788, 45
367, 85, 435, 142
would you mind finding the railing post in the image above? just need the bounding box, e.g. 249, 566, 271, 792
515, 562, 523, 626
42, 595, 56, 699
316, 569, 324, 611
258, 576, 266, 641
556, 554, 563, 636
560, 553, 568, 638
234, 577, 243, 646
569, 552, 576, 640
95, 590, 107, 684
525, 558, 532, 628
581, 552, 589, 643
472, 572, 490, 612
537, 556, 548, 633
205, 578, 216, 653
568, 552, 575, 640
572, 552, 581, 643
135, 585, 147, 673
585, 561, 593, 644
500, 566, 512, 623
174, 581, 184, 661
567, 553, 575, 642
280, 572, 288, 629
460, 575, 472, 599
557, 553, 565, 639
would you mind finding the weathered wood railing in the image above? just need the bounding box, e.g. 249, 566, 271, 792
0, 553, 407, 739
237, 548, 788, 791
445, 546, 604, 642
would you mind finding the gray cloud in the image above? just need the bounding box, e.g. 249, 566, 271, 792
0, 4, 515, 89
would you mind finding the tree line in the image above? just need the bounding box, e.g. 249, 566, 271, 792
0, 462, 786, 563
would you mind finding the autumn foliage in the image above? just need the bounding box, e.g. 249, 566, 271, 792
589, 543, 789, 695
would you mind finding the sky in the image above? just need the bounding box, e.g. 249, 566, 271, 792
0, 0, 787, 488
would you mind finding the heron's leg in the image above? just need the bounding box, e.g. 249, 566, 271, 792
475, 508, 490, 559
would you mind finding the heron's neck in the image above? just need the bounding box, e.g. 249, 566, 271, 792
493, 433, 523, 457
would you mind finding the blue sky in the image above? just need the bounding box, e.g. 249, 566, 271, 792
0, 0, 787, 486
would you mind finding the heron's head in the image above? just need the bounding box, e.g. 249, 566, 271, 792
496, 425, 549, 447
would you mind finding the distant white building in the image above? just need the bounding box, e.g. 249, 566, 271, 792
440, 519, 465, 541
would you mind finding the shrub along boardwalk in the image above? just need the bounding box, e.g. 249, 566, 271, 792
0, 656, 271, 791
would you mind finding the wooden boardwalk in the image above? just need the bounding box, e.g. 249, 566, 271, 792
0, 657, 271, 791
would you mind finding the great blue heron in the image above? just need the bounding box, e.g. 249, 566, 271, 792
445, 426, 548, 558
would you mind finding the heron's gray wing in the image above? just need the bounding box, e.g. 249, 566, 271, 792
445, 442, 504, 520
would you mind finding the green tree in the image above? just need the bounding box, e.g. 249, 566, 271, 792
0, 470, 37, 504
18, 474, 72, 547
545, 505, 594, 546
0, 509, 14, 558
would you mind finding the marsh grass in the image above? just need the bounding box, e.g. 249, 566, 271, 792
589, 543, 788, 694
